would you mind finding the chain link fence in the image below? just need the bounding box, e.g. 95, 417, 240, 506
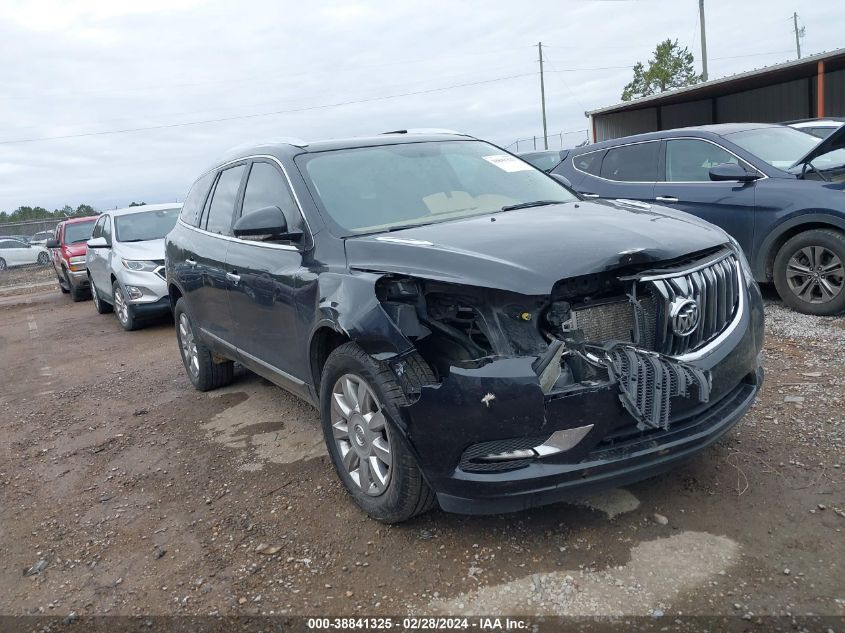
0, 217, 67, 240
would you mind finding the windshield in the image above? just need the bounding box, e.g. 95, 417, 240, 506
726, 126, 822, 169
115, 208, 180, 242
64, 220, 95, 244
298, 140, 576, 235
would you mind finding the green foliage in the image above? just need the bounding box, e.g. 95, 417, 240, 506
0, 203, 99, 224
622, 39, 703, 101
128, 201, 146, 207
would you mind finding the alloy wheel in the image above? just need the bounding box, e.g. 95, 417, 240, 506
114, 286, 129, 325
37, 252, 49, 265
786, 245, 844, 304
178, 313, 199, 379
0, 258, 6, 271
330, 373, 392, 496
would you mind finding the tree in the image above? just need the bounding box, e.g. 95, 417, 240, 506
128, 201, 146, 207
621, 39, 702, 101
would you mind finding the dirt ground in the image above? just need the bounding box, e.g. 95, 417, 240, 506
1, 286, 843, 626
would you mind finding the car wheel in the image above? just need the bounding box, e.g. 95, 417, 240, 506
0, 258, 6, 271
37, 252, 49, 265
90, 276, 112, 314
57, 271, 70, 294
67, 270, 88, 302
112, 281, 139, 330
320, 342, 437, 523
774, 229, 845, 316
174, 298, 234, 391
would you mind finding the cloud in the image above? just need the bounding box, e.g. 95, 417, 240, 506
0, 0, 841, 211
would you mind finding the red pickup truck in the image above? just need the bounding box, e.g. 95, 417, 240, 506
47, 216, 98, 301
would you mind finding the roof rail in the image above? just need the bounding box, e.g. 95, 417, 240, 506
382, 128, 463, 136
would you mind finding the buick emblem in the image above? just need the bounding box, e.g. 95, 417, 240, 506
670, 298, 700, 337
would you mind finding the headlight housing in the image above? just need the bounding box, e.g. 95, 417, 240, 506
121, 259, 158, 272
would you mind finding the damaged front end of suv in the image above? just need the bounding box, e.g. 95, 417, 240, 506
353, 243, 764, 514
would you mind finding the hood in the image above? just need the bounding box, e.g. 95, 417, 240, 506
116, 238, 165, 261
790, 124, 845, 169
64, 242, 87, 257
344, 200, 730, 295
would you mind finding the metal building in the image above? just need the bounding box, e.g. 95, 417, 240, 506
586, 47, 845, 142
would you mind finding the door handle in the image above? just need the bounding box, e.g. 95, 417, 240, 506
581, 193, 600, 198
226, 271, 241, 284
655, 196, 679, 203
185, 258, 197, 266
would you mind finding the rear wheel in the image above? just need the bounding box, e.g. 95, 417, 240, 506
174, 298, 234, 391
37, 252, 49, 265
90, 276, 112, 314
320, 342, 436, 523
774, 229, 845, 315
0, 258, 6, 271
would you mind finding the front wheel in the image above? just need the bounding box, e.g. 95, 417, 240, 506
112, 281, 138, 330
0, 258, 6, 271
37, 252, 49, 265
67, 270, 88, 302
774, 229, 845, 316
173, 298, 234, 391
320, 342, 436, 523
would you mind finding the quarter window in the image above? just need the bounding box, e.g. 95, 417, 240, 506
665, 139, 739, 182
205, 165, 246, 235
241, 162, 301, 229
600, 142, 659, 182
574, 150, 604, 176
180, 172, 215, 227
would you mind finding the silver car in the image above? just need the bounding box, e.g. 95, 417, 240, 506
86, 203, 181, 330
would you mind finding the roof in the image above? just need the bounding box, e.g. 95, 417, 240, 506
62, 215, 99, 225
105, 202, 181, 217
577, 122, 782, 151
587, 47, 845, 117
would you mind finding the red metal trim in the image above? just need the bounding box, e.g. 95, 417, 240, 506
817, 61, 826, 118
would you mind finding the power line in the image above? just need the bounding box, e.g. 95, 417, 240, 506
0, 72, 538, 146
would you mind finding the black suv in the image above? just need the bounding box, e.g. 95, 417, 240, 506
166, 132, 764, 523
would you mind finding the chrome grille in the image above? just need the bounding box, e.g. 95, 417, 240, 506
645, 252, 741, 356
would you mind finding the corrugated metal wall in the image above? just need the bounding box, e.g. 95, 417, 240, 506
592, 66, 845, 141
827, 68, 845, 114
715, 78, 809, 122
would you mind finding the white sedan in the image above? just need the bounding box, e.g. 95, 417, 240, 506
0, 238, 50, 270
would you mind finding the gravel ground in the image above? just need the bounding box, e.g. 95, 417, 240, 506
0, 264, 56, 293
1, 287, 843, 626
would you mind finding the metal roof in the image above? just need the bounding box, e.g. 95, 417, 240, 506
586, 47, 845, 117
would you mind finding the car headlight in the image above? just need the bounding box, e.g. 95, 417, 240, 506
121, 259, 158, 272
69, 255, 86, 265
726, 236, 754, 282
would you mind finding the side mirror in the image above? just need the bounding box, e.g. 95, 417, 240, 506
45, 238, 59, 249
87, 236, 109, 249
550, 173, 573, 188
233, 206, 302, 241
709, 163, 759, 182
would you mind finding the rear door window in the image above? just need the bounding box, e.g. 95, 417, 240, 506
600, 142, 659, 182
204, 165, 247, 236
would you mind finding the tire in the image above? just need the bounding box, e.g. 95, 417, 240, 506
174, 298, 234, 391
112, 280, 139, 330
0, 258, 6, 271
90, 276, 112, 314
773, 229, 845, 316
67, 270, 88, 302
319, 342, 437, 523
37, 252, 49, 265
57, 272, 70, 294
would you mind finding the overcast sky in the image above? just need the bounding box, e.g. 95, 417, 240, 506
0, 0, 841, 212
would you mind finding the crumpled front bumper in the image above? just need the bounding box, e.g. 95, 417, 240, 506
393, 281, 765, 515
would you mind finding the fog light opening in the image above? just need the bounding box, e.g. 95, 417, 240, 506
125, 285, 143, 300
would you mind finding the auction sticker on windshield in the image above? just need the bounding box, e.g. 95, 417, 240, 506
482, 154, 533, 172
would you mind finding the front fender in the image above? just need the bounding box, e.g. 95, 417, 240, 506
754, 211, 845, 280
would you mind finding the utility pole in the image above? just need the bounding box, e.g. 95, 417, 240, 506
699, 0, 708, 81
793, 12, 802, 59
538, 42, 548, 150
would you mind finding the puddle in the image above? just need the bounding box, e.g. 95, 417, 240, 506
203, 375, 325, 468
